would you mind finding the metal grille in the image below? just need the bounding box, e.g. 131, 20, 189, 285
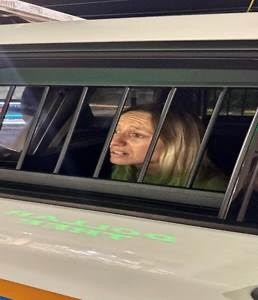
16, 86, 50, 169
218, 107, 258, 219
0, 86, 15, 131
186, 88, 228, 188
54, 87, 88, 174
137, 88, 177, 183
0, 84, 257, 222
93, 87, 130, 178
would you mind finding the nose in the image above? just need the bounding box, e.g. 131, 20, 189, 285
110, 132, 127, 147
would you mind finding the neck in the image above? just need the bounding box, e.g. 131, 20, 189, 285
135, 163, 161, 175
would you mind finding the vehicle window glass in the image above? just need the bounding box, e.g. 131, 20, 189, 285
235, 172, 258, 225
2, 86, 256, 185
0, 85, 257, 216
57, 87, 126, 177
88, 88, 125, 117
54, 87, 167, 178
245, 184, 258, 224
235, 144, 258, 224
108, 87, 229, 192
107, 87, 257, 193
207, 88, 258, 116
0, 86, 43, 168
22, 86, 85, 173
0, 86, 27, 151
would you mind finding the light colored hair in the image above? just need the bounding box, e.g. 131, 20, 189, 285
112, 104, 214, 187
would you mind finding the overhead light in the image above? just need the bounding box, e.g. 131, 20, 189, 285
0, 0, 84, 22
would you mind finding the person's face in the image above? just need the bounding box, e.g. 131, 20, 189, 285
110, 111, 165, 171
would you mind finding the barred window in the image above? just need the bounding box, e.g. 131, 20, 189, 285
0, 85, 257, 224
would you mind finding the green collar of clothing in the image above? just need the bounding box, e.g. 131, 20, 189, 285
112, 165, 228, 192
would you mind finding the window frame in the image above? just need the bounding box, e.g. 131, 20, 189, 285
0, 48, 258, 229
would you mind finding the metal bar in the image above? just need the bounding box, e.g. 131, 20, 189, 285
0, 86, 15, 131
32, 92, 67, 154
218, 106, 258, 219
54, 87, 88, 174
16, 86, 49, 170
137, 88, 177, 183
186, 87, 228, 188
247, 0, 256, 12
237, 160, 258, 222
93, 87, 130, 178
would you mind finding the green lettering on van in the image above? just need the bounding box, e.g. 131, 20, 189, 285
5, 210, 176, 244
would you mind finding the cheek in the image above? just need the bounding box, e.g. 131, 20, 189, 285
131, 140, 151, 160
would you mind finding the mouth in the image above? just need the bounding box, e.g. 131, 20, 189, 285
110, 150, 128, 157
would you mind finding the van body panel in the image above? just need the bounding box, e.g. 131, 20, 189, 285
0, 197, 257, 300
1, 68, 258, 86
0, 13, 258, 45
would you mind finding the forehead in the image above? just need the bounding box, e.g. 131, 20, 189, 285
118, 111, 153, 127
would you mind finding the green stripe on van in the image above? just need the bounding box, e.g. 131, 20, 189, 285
1, 68, 258, 86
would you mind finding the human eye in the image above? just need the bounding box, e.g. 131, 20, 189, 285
130, 131, 146, 139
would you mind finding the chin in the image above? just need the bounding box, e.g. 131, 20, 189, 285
110, 158, 130, 165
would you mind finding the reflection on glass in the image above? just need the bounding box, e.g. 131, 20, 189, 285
244, 186, 258, 223
0, 86, 35, 152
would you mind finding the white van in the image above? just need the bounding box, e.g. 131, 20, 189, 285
0, 12, 257, 300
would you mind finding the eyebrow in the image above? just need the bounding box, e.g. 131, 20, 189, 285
129, 126, 153, 133
116, 124, 152, 133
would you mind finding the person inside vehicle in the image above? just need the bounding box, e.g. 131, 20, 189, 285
110, 104, 228, 191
